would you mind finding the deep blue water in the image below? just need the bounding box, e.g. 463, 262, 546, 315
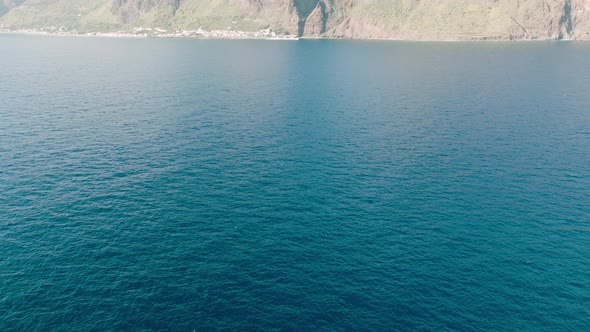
1, 35, 589, 331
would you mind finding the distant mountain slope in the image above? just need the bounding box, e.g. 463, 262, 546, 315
0, 0, 301, 33
0, 0, 24, 17
1, 0, 589, 40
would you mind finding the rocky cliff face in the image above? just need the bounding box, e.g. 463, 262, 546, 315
1, 0, 589, 40
314, 0, 590, 40
111, 0, 180, 24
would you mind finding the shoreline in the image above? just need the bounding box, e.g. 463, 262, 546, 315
0, 28, 300, 41
0, 29, 581, 42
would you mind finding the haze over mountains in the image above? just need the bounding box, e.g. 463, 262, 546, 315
1, 0, 589, 40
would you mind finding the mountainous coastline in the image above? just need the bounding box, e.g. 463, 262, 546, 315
1, 0, 589, 40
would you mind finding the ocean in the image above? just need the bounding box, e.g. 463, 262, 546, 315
1, 35, 589, 330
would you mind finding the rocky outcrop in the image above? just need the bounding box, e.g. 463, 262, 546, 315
1, 0, 590, 40
112, 0, 180, 24
301, 0, 330, 36
566, 0, 590, 39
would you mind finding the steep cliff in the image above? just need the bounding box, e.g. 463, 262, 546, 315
1, 0, 589, 40
317, 0, 590, 40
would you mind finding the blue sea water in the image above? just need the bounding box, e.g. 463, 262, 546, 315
0, 35, 589, 331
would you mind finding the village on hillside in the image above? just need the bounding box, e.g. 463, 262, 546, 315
0, 24, 299, 40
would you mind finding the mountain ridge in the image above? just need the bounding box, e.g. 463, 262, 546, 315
1, 0, 589, 40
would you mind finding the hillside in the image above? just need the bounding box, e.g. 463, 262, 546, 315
1, 0, 589, 40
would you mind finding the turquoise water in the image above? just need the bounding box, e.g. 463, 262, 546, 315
1, 35, 589, 330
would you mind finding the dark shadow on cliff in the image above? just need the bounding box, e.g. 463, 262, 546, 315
295, 0, 320, 36
559, 0, 573, 39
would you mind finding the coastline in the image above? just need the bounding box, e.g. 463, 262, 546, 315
0, 28, 580, 42
0, 28, 300, 41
